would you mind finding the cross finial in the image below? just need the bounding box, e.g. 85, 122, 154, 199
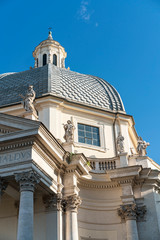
48, 27, 52, 32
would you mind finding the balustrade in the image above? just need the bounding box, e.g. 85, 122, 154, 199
89, 158, 118, 172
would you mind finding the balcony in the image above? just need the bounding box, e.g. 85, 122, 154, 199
88, 157, 120, 173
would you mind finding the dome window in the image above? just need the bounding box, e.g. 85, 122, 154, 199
78, 123, 100, 146
43, 54, 47, 66
53, 54, 57, 66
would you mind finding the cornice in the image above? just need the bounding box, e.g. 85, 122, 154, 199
78, 178, 120, 189
0, 138, 34, 152
108, 166, 142, 180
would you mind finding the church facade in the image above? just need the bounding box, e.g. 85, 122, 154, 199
0, 32, 160, 240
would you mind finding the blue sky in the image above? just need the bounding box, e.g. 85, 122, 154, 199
0, 0, 160, 163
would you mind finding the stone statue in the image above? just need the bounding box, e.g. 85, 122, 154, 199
63, 120, 74, 142
117, 132, 124, 154
20, 85, 36, 113
137, 136, 150, 156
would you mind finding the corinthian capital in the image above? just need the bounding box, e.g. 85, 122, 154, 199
118, 204, 137, 220
15, 171, 40, 192
43, 193, 62, 211
62, 194, 82, 212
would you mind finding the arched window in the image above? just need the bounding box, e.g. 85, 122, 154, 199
43, 54, 47, 66
53, 54, 57, 66
37, 58, 38, 67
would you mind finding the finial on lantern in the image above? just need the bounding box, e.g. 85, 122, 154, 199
48, 27, 53, 40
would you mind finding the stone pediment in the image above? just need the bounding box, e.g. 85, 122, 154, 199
0, 113, 40, 134
0, 112, 41, 140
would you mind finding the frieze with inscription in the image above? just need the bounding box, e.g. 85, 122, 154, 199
0, 150, 31, 165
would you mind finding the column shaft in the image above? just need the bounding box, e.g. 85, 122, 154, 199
17, 191, 34, 240
63, 194, 81, 240
15, 171, 40, 240
65, 211, 78, 240
43, 194, 63, 240
126, 219, 139, 240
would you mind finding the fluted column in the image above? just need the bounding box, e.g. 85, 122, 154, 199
63, 194, 81, 240
43, 193, 63, 240
15, 171, 40, 240
118, 204, 139, 240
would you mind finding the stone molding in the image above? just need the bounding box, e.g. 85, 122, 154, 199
15, 171, 40, 192
62, 194, 82, 212
0, 128, 14, 134
0, 140, 34, 152
118, 203, 147, 221
78, 179, 120, 189
0, 178, 8, 196
43, 193, 62, 211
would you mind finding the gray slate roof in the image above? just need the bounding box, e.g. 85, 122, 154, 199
0, 64, 125, 112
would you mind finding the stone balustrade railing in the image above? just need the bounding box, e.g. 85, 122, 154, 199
88, 157, 120, 173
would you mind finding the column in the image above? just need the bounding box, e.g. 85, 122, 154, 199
63, 194, 81, 240
43, 193, 63, 240
15, 171, 40, 240
118, 204, 139, 240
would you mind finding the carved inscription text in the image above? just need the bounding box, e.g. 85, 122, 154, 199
0, 150, 31, 165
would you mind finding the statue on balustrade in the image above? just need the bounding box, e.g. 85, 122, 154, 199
137, 136, 150, 156
63, 120, 75, 143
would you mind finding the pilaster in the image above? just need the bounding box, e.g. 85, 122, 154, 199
43, 193, 63, 240
118, 203, 146, 240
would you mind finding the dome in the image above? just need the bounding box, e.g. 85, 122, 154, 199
0, 64, 125, 112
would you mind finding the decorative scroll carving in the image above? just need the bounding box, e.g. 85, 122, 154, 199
62, 194, 82, 212
137, 137, 150, 156
118, 203, 147, 221
15, 171, 40, 192
0, 178, 8, 196
43, 193, 62, 211
116, 133, 124, 154
20, 85, 36, 113
63, 120, 75, 143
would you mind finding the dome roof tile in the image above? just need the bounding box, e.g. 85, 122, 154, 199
0, 64, 125, 112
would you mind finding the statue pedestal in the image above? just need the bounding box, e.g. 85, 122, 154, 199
119, 152, 128, 167
62, 142, 74, 153
19, 111, 38, 121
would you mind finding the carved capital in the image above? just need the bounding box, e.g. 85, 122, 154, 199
136, 205, 147, 221
43, 193, 62, 211
0, 178, 8, 196
62, 194, 82, 212
118, 204, 137, 220
15, 171, 40, 192
118, 203, 147, 221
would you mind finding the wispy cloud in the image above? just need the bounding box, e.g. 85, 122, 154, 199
95, 22, 99, 27
78, 1, 93, 21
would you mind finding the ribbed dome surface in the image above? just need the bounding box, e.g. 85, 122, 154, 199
0, 64, 125, 112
